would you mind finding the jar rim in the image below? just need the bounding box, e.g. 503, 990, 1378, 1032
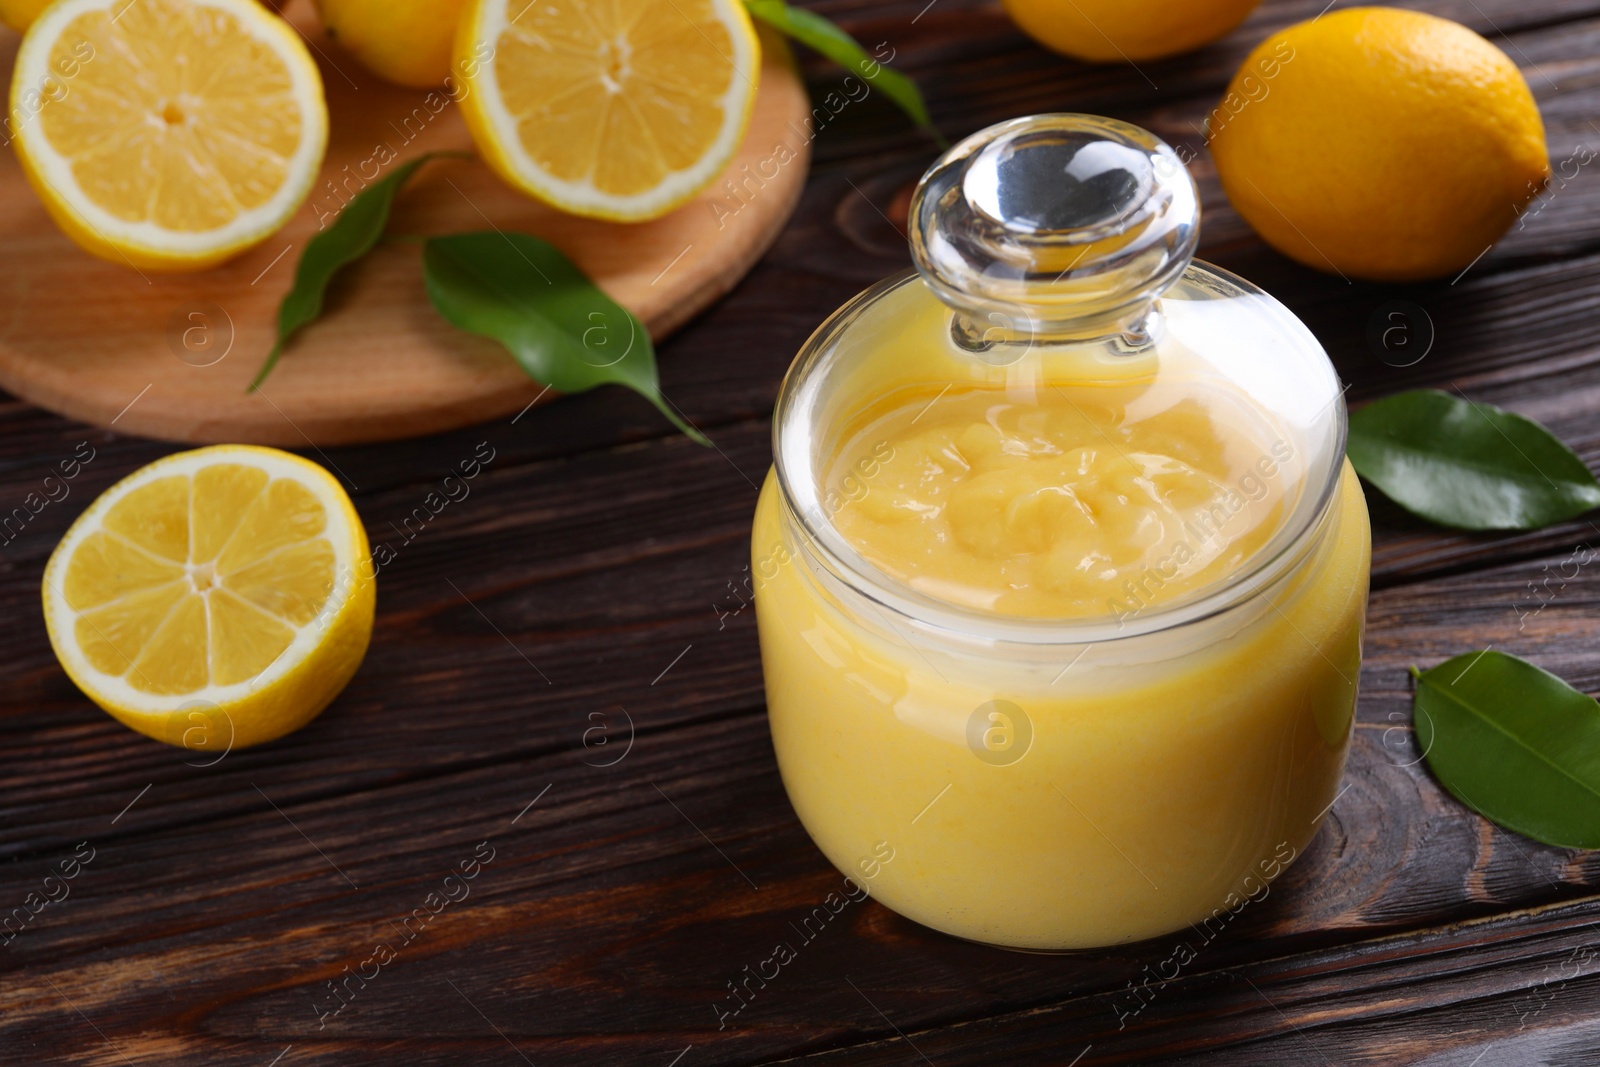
769, 265, 1350, 647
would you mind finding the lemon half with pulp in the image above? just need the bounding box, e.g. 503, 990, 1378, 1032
43, 446, 374, 750
11, 0, 328, 271
454, 0, 760, 222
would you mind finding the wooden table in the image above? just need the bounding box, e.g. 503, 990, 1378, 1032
4, 1, 1600, 1063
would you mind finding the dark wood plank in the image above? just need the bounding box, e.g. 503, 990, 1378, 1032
4, 544, 1600, 1063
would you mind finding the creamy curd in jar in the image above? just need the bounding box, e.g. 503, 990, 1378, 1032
752, 114, 1371, 949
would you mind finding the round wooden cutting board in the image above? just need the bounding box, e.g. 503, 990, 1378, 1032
0, 5, 812, 446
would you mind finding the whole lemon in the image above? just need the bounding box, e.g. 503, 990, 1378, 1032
1004, 0, 1263, 62
1209, 7, 1549, 282
0, 0, 52, 31
2, 0, 284, 27
315, 0, 470, 88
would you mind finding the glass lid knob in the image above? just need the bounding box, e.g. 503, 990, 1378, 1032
909, 114, 1200, 339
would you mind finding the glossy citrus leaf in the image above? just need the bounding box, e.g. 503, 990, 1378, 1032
251, 152, 466, 391
1415, 650, 1600, 849
1348, 390, 1600, 530
422, 232, 709, 446
744, 0, 945, 145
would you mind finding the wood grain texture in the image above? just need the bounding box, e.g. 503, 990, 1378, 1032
0, 3, 811, 447
3, 0, 1600, 1064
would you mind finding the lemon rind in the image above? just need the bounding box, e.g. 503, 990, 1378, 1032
42, 446, 365, 717
11, 0, 329, 262
460, 0, 760, 222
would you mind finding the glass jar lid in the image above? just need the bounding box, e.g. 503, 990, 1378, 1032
773, 114, 1347, 642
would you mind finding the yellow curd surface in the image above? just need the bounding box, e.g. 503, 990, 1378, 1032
826, 384, 1293, 619
753, 378, 1370, 949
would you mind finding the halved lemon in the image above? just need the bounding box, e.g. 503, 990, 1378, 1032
43, 446, 375, 750
11, 0, 328, 271
454, 0, 760, 222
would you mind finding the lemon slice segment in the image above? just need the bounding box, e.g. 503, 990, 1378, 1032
11, 0, 328, 271
455, 0, 760, 222
43, 446, 374, 750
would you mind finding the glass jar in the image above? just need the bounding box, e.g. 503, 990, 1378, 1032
751, 114, 1370, 950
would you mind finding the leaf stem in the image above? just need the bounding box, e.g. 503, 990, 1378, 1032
247, 343, 284, 393
651, 396, 713, 447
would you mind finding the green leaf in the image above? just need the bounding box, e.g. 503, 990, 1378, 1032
250, 151, 461, 392
744, 0, 946, 147
421, 232, 709, 446
1347, 389, 1600, 530
1415, 650, 1600, 849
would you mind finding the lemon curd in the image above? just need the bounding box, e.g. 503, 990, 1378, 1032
752, 115, 1371, 950
826, 383, 1292, 619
